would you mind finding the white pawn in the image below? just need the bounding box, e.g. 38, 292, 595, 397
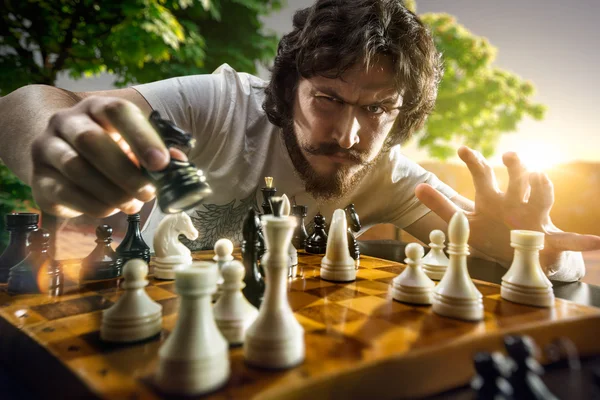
153, 212, 199, 280
213, 238, 234, 291
213, 260, 259, 345
320, 209, 356, 282
432, 211, 484, 322
422, 230, 450, 280
501, 230, 554, 307
391, 243, 435, 305
101, 259, 162, 342
281, 194, 298, 277
155, 262, 230, 395
244, 201, 304, 369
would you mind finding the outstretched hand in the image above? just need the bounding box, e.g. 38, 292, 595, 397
415, 146, 600, 272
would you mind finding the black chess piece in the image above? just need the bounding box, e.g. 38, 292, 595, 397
116, 213, 150, 264
7, 229, 62, 294
0, 213, 39, 283
292, 205, 309, 249
268, 197, 284, 218
145, 111, 212, 214
242, 208, 265, 308
504, 335, 559, 400
261, 177, 277, 215
471, 351, 514, 400
305, 212, 328, 254
344, 204, 361, 266
79, 225, 124, 282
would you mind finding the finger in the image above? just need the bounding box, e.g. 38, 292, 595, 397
415, 183, 461, 223
169, 147, 188, 161
502, 151, 530, 203
51, 113, 155, 201
457, 146, 499, 195
85, 97, 169, 171
38, 136, 147, 212
527, 172, 554, 213
32, 166, 123, 219
547, 232, 600, 252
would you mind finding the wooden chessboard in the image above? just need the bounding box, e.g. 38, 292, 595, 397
1, 251, 600, 399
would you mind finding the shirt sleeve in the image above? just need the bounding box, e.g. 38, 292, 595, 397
132, 64, 250, 160
385, 146, 457, 229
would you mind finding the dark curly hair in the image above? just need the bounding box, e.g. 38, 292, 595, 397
263, 0, 443, 148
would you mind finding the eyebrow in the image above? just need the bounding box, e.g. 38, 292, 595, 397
312, 85, 402, 107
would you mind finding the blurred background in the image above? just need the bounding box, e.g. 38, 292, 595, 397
1, 0, 599, 283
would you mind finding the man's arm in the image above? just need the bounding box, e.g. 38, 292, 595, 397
0, 85, 152, 184
0, 84, 167, 218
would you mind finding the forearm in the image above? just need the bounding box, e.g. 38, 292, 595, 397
0, 85, 82, 185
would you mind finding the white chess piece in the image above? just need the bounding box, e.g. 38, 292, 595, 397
244, 208, 304, 369
422, 230, 450, 280
153, 212, 199, 280
213, 238, 234, 293
213, 260, 259, 345
281, 194, 298, 277
155, 262, 230, 395
432, 211, 484, 321
320, 209, 356, 282
391, 243, 435, 305
501, 230, 554, 307
101, 259, 162, 342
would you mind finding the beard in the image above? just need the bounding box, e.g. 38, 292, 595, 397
280, 118, 381, 202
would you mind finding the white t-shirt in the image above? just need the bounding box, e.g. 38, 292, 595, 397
134, 64, 456, 250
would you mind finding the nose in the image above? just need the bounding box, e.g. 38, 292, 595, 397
333, 108, 360, 149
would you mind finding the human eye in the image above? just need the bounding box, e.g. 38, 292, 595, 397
364, 104, 385, 115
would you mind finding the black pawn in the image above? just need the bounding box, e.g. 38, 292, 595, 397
80, 225, 124, 282
504, 335, 558, 400
471, 352, 514, 400
242, 208, 265, 308
0, 213, 39, 283
116, 213, 150, 264
7, 229, 62, 294
344, 204, 361, 263
305, 212, 328, 254
292, 205, 309, 249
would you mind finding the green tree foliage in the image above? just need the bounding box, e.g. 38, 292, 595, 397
417, 11, 546, 159
0, 162, 35, 253
0, 0, 282, 93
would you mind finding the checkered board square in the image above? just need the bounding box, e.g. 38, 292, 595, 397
1, 250, 599, 399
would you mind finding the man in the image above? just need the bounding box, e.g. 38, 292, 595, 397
0, 0, 598, 281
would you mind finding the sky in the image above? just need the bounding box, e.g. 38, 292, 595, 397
56, 0, 600, 166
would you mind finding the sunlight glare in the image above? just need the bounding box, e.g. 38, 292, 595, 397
514, 141, 565, 172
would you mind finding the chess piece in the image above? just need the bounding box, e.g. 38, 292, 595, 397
0, 212, 39, 283
100, 259, 162, 343
145, 110, 212, 213
261, 176, 277, 215
281, 194, 298, 277
320, 209, 356, 282
305, 212, 327, 254
422, 230, 450, 280
344, 204, 362, 269
116, 213, 150, 265
504, 335, 558, 400
7, 229, 62, 294
80, 224, 124, 282
153, 212, 199, 280
242, 208, 265, 308
471, 352, 514, 400
213, 260, 259, 346
390, 243, 435, 305
432, 211, 484, 321
501, 230, 554, 308
244, 198, 304, 369
292, 205, 309, 249
213, 238, 234, 299
155, 262, 230, 395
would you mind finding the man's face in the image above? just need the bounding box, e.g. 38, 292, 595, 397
283, 56, 402, 200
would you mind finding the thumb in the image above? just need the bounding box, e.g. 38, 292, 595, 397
415, 183, 461, 223
547, 231, 600, 252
